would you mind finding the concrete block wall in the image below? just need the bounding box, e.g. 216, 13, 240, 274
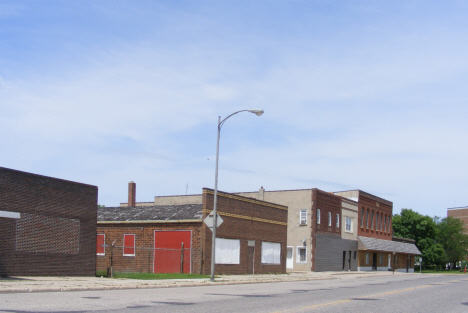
0, 167, 97, 276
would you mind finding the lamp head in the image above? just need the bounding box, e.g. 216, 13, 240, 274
247, 109, 264, 116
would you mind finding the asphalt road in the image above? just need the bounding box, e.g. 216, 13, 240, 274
1, 274, 467, 313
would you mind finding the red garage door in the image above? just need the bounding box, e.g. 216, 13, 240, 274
154, 230, 191, 273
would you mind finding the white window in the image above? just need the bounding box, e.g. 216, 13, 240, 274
297, 247, 307, 263
360, 208, 364, 227
345, 217, 352, 232
328, 212, 332, 226
380, 253, 383, 265
261, 242, 281, 264
336, 214, 339, 227
365, 252, 369, 264
299, 210, 307, 225
215, 238, 240, 264
317, 209, 321, 224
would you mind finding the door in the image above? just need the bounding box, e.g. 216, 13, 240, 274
372, 253, 377, 270
342, 251, 346, 270
348, 251, 352, 271
286, 247, 293, 269
154, 230, 191, 273
247, 246, 255, 274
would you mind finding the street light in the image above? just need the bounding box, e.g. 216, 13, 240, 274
210, 109, 264, 282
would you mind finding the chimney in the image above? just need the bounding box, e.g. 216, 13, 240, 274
259, 186, 265, 201
128, 181, 136, 207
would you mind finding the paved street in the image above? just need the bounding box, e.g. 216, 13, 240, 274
1, 274, 467, 313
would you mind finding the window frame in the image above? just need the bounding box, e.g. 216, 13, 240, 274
345, 217, 352, 232
328, 212, 332, 227
360, 208, 364, 227
123, 234, 135, 256
336, 213, 340, 228
317, 209, 321, 224
299, 209, 307, 225
296, 246, 307, 263
96, 234, 105, 256
371, 211, 374, 230
366, 210, 369, 228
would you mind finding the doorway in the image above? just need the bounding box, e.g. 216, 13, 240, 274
286, 247, 293, 270
348, 251, 352, 271
247, 246, 255, 274
372, 253, 377, 270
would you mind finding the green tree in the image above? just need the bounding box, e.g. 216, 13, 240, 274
418, 238, 447, 269
393, 209, 437, 249
435, 216, 468, 266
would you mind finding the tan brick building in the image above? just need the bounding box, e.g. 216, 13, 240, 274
447, 206, 468, 233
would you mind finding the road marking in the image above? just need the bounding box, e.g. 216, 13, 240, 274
271, 279, 467, 313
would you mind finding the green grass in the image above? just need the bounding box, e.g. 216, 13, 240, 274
420, 269, 468, 274
96, 271, 211, 280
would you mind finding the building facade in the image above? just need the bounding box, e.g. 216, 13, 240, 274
98, 185, 287, 275
447, 206, 468, 233
335, 190, 420, 272
122, 186, 419, 273
0, 167, 98, 276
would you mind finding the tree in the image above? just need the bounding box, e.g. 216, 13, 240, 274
393, 209, 437, 250
435, 216, 468, 266
418, 238, 447, 269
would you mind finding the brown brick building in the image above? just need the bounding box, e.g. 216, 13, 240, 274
97, 186, 287, 275
0, 167, 98, 276
335, 190, 420, 272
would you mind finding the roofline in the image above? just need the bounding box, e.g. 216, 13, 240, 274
203, 188, 288, 210
447, 206, 468, 210
335, 189, 392, 207
98, 220, 202, 224
233, 188, 315, 194
0, 166, 97, 188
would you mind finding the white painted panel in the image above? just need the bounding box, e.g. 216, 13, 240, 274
261, 242, 281, 264
215, 238, 240, 264
0, 210, 20, 219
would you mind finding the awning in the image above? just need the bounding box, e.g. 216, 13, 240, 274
358, 236, 421, 255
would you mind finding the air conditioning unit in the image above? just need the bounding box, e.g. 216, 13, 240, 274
300, 220, 307, 225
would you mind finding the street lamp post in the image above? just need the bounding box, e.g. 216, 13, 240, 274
210, 109, 264, 282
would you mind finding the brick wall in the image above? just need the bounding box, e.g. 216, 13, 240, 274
358, 194, 393, 240
311, 189, 342, 271
0, 167, 97, 276
96, 222, 203, 273
202, 189, 288, 275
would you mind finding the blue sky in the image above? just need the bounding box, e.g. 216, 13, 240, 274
1, 1, 467, 217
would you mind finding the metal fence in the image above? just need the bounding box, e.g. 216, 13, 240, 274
96, 244, 203, 275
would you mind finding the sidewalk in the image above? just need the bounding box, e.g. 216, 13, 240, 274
0, 271, 409, 293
